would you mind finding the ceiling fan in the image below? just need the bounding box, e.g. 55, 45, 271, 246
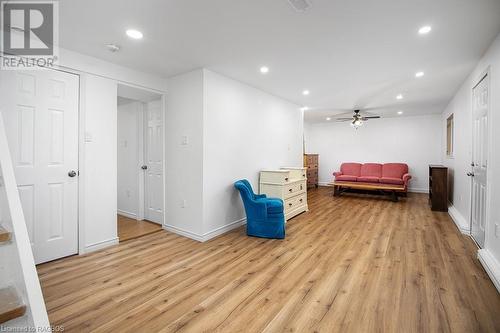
335, 110, 381, 129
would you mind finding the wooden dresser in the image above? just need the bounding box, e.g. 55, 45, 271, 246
259, 167, 308, 220
303, 154, 319, 188
429, 165, 448, 212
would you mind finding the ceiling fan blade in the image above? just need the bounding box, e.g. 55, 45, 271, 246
336, 118, 352, 122
362, 116, 381, 119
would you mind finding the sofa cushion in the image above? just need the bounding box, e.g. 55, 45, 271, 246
262, 199, 284, 214
382, 163, 408, 179
360, 163, 382, 178
340, 163, 362, 176
357, 176, 380, 183
380, 177, 404, 185
336, 175, 358, 182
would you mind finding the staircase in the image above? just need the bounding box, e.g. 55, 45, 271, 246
0, 114, 50, 330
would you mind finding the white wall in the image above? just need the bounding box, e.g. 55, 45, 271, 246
81, 74, 119, 250
441, 32, 500, 288
55, 48, 167, 253
304, 115, 442, 192
165, 70, 205, 238
203, 70, 303, 235
117, 101, 141, 218
165, 69, 303, 240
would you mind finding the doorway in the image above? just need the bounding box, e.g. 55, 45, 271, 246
0, 69, 79, 264
470, 72, 489, 248
116, 84, 164, 242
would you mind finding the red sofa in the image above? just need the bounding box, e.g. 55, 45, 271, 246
333, 163, 412, 192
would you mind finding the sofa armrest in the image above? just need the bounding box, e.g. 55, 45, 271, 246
333, 171, 343, 177
403, 173, 412, 184
255, 194, 267, 199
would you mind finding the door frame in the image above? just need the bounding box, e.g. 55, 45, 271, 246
469, 67, 492, 247
116, 82, 166, 227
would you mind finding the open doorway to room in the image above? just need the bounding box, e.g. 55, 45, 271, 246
116, 84, 164, 242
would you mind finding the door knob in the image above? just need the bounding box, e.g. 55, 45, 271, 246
68, 170, 77, 177
141, 165, 148, 170
467, 172, 474, 177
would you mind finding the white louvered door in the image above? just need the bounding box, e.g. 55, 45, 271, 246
0, 69, 79, 264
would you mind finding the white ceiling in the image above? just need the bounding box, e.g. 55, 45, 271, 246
59, 0, 500, 122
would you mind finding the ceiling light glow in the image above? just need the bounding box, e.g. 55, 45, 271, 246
415, 71, 425, 78
326, 117, 331, 121
260, 66, 269, 74
302, 90, 310, 96
126, 29, 143, 39
418, 26, 432, 35
396, 94, 404, 100
398, 111, 404, 115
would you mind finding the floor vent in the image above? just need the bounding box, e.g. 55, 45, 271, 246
287, 0, 311, 12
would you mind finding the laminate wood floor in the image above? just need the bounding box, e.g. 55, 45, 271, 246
117, 215, 162, 242
37, 188, 500, 332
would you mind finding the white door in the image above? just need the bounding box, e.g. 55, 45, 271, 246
470, 74, 488, 248
144, 99, 163, 224
0, 69, 79, 264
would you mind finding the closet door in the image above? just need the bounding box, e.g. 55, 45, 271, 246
0, 69, 79, 264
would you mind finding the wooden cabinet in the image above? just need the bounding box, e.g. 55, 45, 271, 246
303, 154, 319, 188
259, 168, 308, 221
429, 165, 448, 212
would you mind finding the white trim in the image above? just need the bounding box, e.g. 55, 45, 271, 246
84, 237, 119, 253
162, 224, 204, 242
478, 249, 500, 293
448, 203, 470, 234
163, 218, 247, 242
117, 210, 138, 220
202, 218, 247, 241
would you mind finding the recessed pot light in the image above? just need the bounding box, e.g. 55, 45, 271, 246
396, 94, 404, 100
415, 71, 425, 78
126, 29, 143, 39
260, 66, 269, 74
326, 117, 331, 121
302, 90, 310, 96
418, 26, 432, 35
398, 111, 404, 115
301, 106, 309, 111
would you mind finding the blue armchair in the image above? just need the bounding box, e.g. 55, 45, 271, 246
234, 179, 285, 239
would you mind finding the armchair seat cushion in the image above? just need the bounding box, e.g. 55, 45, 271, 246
380, 177, 404, 185
357, 176, 379, 183
336, 175, 358, 182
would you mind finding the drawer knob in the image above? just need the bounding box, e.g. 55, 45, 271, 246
288, 203, 293, 206
299, 198, 303, 202
289, 188, 293, 192
285, 177, 289, 181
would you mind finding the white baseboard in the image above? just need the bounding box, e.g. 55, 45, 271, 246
448, 204, 470, 234
117, 209, 138, 220
478, 249, 500, 293
202, 218, 246, 241
162, 224, 204, 242
163, 218, 247, 242
408, 187, 428, 194
84, 237, 119, 253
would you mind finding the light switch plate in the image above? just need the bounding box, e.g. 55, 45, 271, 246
181, 135, 189, 145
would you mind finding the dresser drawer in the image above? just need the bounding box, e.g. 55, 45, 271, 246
260, 170, 291, 184
280, 167, 306, 181
285, 193, 307, 213
284, 180, 306, 198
